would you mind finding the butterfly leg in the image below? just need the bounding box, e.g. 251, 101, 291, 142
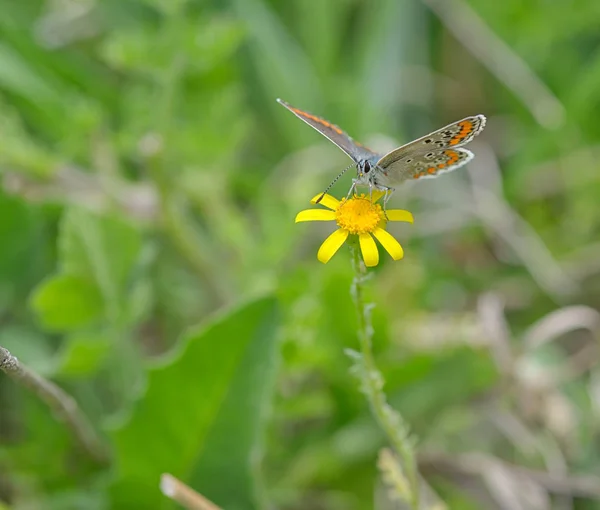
368, 181, 380, 203
346, 179, 357, 199
379, 187, 394, 220
383, 187, 395, 209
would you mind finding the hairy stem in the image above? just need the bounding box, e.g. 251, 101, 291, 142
0, 346, 109, 466
349, 244, 420, 508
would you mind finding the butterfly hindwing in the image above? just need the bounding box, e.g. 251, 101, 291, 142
277, 98, 379, 163
376, 148, 474, 184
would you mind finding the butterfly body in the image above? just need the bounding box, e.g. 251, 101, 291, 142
277, 98, 486, 196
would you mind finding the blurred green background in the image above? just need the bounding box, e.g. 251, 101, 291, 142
1, 0, 600, 509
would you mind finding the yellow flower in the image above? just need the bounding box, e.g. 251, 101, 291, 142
295, 192, 413, 267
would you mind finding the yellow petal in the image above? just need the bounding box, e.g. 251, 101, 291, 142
295, 209, 336, 223
310, 193, 340, 210
385, 209, 414, 223
372, 227, 404, 260
317, 229, 348, 264
359, 233, 379, 267
371, 190, 387, 203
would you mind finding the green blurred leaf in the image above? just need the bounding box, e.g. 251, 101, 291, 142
58, 207, 142, 323
30, 273, 104, 332
101, 17, 243, 76
0, 190, 38, 278
59, 207, 141, 284
0, 104, 59, 176
0, 42, 62, 106
110, 296, 281, 510
56, 331, 112, 378
390, 347, 498, 429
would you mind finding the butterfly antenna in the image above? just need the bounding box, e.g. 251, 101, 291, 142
315, 163, 355, 203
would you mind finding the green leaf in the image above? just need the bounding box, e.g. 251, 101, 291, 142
110, 296, 281, 510
56, 331, 112, 378
0, 42, 62, 106
58, 207, 142, 322
30, 274, 104, 332
0, 190, 38, 279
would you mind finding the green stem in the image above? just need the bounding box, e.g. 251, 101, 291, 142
349, 243, 420, 509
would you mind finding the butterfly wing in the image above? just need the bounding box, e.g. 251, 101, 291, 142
374, 115, 485, 185
375, 148, 474, 185
277, 98, 379, 163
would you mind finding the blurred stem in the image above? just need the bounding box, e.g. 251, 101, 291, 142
349, 244, 420, 509
160, 473, 223, 510
0, 346, 109, 466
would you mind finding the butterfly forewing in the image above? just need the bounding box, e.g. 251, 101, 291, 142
277, 98, 379, 163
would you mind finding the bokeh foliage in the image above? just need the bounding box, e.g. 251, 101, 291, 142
1, 0, 600, 509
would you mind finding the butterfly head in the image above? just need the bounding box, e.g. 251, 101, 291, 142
356, 160, 374, 186
356, 159, 388, 191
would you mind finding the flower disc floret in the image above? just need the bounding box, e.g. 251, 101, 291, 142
335, 195, 383, 235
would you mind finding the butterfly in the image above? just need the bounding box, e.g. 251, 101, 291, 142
277, 98, 486, 202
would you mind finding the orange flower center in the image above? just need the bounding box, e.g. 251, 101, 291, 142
335, 195, 383, 235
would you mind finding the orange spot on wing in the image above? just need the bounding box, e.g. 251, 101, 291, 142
437, 164, 445, 169
291, 107, 344, 134
427, 168, 436, 174
444, 149, 460, 165
449, 120, 475, 145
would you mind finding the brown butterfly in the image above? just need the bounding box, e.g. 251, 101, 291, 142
278, 98, 486, 200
